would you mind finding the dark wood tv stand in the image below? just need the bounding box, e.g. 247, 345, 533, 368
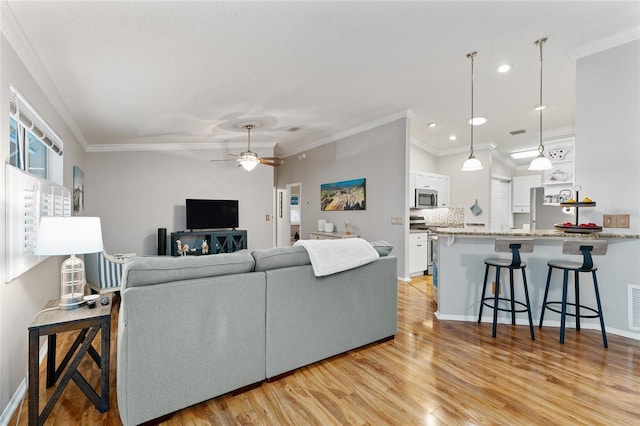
170, 230, 247, 256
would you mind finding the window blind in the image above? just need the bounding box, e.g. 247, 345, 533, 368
9, 85, 63, 156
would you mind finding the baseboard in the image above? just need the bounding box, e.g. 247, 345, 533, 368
0, 344, 48, 426
0, 378, 26, 426
434, 312, 640, 341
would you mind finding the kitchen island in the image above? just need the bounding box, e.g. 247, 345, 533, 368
433, 228, 640, 340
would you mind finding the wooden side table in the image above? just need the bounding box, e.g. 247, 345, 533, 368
28, 294, 112, 426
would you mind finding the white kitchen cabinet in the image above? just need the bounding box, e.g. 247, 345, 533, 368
409, 233, 429, 275
415, 171, 428, 189
512, 175, 541, 213
435, 175, 451, 207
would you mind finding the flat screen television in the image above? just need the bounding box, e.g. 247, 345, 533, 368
185, 199, 239, 230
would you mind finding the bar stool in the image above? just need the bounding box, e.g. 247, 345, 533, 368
539, 240, 608, 348
478, 239, 535, 340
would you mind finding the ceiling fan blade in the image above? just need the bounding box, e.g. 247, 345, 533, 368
259, 158, 282, 167
209, 158, 237, 162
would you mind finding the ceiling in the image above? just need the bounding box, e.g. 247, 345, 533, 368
3, 1, 639, 165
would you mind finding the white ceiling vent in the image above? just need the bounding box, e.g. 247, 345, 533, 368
629, 285, 640, 331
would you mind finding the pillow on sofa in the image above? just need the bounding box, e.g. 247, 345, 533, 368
252, 246, 311, 271
122, 251, 256, 288
368, 240, 393, 256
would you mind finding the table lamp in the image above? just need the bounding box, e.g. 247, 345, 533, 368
34, 216, 104, 309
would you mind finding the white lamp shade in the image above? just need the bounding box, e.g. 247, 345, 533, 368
528, 155, 553, 171
35, 216, 104, 255
461, 156, 483, 171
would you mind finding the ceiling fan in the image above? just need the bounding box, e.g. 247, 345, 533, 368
210, 122, 283, 171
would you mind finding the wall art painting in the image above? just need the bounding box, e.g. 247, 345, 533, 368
320, 178, 366, 211
73, 166, 84, 215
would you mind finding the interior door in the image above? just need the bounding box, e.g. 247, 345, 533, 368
490, 178, 512, 231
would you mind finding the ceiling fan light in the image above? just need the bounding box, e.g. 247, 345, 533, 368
240, 157, 259, 171
528, 154, 553, 170
462, 155, 483, 171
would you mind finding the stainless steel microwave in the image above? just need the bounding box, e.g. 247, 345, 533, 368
415, 188, 438, 208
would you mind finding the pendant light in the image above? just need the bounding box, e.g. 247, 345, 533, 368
528, 37, 553, 171
462, 51, 483, 171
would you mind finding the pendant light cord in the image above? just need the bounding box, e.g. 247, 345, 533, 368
467, 51, 477, 157
536, 38, 547, 155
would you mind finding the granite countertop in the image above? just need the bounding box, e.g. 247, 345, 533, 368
433, 228, 640, 239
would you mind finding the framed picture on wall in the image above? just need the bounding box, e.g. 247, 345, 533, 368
320, 178, 366, 211
73, 166, 84, 215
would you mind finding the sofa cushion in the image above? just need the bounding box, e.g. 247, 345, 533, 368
368, 240, 393, 256
122, 251, 256, 288
252, 246, 311, 271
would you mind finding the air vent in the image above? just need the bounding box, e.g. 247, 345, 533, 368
510, 129, 526, 135
287, 126, 303, 132
629, 285, 640, 331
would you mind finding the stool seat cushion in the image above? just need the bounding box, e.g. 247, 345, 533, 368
484, 258, 527, 268
548, 260, 597, 272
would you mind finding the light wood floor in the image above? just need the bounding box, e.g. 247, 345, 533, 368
11, 276, 640, 425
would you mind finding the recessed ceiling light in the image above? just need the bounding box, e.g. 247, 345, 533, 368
497, 64, 512, 73
510, 149, 540, 159
449, 135, 457, 141
428, 122, 437, 128
534, 104, 547, 111
468, 117, 488, 126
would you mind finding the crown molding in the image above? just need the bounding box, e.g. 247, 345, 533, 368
1, 2, 90, 150
282, 109, 415, 157
86, 141, 276, 153
409, 136, 439, 156
569, 26, 640, 60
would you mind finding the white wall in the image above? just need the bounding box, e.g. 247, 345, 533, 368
85, 149, 275, 255
438, 148, 492, 226
409, 142, 438, 172
277, 119, 409, 278
576, 39, 640, 234
574, 38, 640, 332
0, 34, 86, 417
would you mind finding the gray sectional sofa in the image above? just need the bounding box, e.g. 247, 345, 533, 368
117, 244, 397, 426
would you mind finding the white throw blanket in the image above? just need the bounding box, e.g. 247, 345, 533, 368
294, 238, 379, 277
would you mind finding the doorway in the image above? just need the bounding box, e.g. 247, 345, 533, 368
490, 177, 512, 231
276, 183, 302, 246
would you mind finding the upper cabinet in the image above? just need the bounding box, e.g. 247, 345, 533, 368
410, 170, 451, 208
512, 174, 541, 213
542, 138, 575, 202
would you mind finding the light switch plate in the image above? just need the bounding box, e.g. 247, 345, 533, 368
615, 214, 630, 228
603, 214, 614, 228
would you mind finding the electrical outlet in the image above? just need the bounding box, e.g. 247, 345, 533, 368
391, 217, 403, 225
265, 214, 270, 221
615, 214, 630, 228
603, 214, 614, 228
